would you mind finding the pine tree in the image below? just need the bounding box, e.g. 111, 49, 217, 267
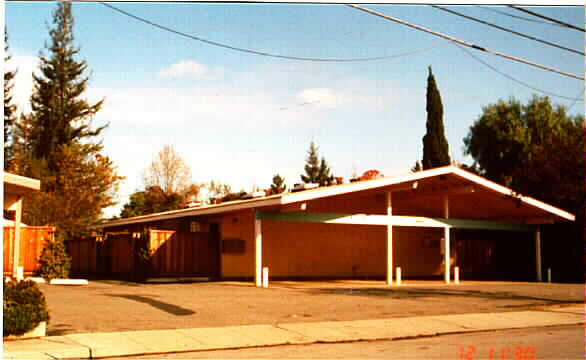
316, 158, 334, 186
422, 66, 451, 170
29, 2, 105, 171
4, 29, 17, 170
13, 3, 122, 237
301, 141, 321, 184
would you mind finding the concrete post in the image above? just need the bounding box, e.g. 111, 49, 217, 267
386, 192, 393, 285
13, 197, 23, 281
262, 267, 269, 288
535, 228, 542, 282
454, 266, 460, 284
444, 196, 450, 285
255, 215, 263, 287
396, 267, 402, 285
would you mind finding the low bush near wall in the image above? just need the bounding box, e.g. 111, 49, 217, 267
39, 233, 71, 281
3, 280, 50, 336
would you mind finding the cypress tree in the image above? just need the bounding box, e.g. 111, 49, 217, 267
29, 2, 105, 171
422, 66, 451, 170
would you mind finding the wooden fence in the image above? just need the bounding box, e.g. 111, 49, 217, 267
67, 229, 220, 281
3, 226, 55, 277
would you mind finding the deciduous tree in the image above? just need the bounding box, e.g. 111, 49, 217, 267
143, 144, 192, 194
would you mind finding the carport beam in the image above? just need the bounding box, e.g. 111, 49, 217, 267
444, 196, 450, 285
535, 227, 542, 282
386, 192, 394, 285
255, 217, 263, 287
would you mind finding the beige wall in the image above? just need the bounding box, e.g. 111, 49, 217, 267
219, 210, 256, 278
217, 208, 447, 279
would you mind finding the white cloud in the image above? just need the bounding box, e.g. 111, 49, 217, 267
10, 55, 40, 114
159, 60, 208, 79
297, 88, 340, 109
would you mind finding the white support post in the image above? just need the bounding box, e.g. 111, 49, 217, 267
386, 192, 393, 285
13, 197, 23, 281
444, 196, 450, 285
255, 215, 263, 287
535, 227, 542, 282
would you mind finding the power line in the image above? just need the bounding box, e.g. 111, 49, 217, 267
477, 6, 567, 28
99, 2, 452, 63
347, 4, 584, 81
565, 87, 585, 113
455, 43, 584, 102
508, 6, 585, 33
432, 5, 583, 56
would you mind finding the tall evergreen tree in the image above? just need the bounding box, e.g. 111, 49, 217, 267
12, 2, 121, 237
301, 141, 321, 184
422, 66, 451, 170
29, 2, 105, 171
4, 29, 17, 170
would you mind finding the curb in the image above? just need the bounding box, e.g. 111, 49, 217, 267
4, 306, 584, 359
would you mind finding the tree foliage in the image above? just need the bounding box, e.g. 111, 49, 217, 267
28, 2, 105, 171
11, 3, 121, 237
463, 95, 584, 214
143, 144, 192, 194
422, 66, 451, 170
301, 141, 335, 186
270, 174, 287, 194
4, 29, 17, 170
120, 186, 184, 218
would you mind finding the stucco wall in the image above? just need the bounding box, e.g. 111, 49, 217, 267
219, 210, 256, 278
218, 210, 447, 278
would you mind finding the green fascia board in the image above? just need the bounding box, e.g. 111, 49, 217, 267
256, 211, 537, 232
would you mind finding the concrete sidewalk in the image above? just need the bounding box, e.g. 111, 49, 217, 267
4, 305, 584, 360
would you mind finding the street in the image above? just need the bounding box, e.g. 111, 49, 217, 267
110, 324, 583, 359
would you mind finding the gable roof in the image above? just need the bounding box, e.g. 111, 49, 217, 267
96, 166, 574, 228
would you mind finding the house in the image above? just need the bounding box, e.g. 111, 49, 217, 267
91, 166, 574, 285
3, 172, 42, 280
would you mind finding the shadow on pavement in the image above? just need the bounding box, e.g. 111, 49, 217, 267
102, 294, 196, 316
306, 287, 580, 305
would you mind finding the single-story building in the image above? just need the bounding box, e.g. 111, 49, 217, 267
93, 166, 574, 285
4, 172, 41, 280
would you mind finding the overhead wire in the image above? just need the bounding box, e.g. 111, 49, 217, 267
347, 4, 584, 81
454, 42, 584, 102
477, 6, 567, 28
432, 5, 583, 56
99, 2, 452, 63
508, 6, 585, 33
565, 87, 585, 113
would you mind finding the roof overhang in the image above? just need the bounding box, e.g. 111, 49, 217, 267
4, 173, 41, 210
95, 166, 574, 229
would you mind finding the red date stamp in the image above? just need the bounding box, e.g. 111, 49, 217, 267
459, 345, 537, 360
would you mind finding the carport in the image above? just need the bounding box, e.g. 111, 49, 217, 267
252, 166, 574, 286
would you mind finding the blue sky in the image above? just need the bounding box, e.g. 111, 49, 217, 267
5, 2, 585, 217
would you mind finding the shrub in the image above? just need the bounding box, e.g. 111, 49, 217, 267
3, 280, 50, 336
39, 233, 71, 281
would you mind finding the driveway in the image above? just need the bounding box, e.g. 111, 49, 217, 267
38, 280, 583, 336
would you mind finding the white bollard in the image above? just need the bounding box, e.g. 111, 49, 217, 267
262, 267, 269, 288
396, 267, 402, 286
454, 266, 460, 284
16, 266, 24, 282
547, 267, 551, 283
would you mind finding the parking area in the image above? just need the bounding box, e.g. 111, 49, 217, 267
38, 280, 583, 336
